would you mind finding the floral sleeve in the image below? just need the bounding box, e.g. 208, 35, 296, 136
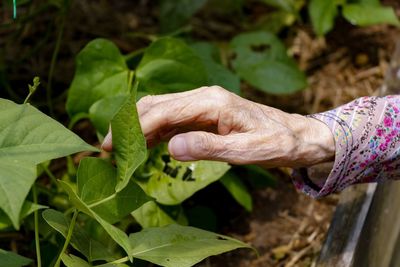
292, 95, 400, 198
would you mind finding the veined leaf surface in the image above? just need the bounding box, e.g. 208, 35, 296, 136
0, 99, 96, 229
128, 224, 251, 267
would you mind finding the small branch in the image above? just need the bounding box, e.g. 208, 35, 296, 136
54, 209, 78, 267
87, 193, 116, 209
23, 77, 40, 104
110, 256, 129, 264
32, 185, 42, 267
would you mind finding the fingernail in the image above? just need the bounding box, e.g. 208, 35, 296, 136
169, 136, 187, 156
169, 136, 195, 161
101, 132, 112, 149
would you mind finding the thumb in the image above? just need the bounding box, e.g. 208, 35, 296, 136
101, 131, 113, 151
168, 131, 228, 162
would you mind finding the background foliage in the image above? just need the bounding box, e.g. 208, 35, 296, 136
0, 0, 399, 266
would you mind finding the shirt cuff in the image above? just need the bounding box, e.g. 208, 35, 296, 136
292, 96, 400, 198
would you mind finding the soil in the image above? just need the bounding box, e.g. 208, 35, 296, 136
192, 175, 338, 267
1, 1, 400, 266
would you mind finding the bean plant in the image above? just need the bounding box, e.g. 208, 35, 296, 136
1, 35, 269, 266
1, 0, 399, 266
0, 74, 250, 266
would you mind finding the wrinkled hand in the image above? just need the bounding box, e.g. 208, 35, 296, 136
102, 86, 334, 168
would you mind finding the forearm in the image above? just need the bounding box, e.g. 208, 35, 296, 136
292, 95, 400, 198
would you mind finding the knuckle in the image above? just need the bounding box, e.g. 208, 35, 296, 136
197, 86, 210, 92
210, 85, 225, 94
137, 95, 154, 107
207, 86, 230, 103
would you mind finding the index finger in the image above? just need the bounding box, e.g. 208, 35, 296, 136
138, 86, 231, 142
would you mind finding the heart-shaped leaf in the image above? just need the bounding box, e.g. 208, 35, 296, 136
136, 37, 208, 94
66, 39, 130, 118
128, 224, 251, 267
230, 31, 306, 94
191, 42, 240, 94
0, 99, 96, 229
77, 158, 152, 223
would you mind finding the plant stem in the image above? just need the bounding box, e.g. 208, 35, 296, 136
128, 70, 135, 92
13, 0, 16, 19
46, 12, 67, 117
87, 193, 116, 209
110, 256, 129, 264
23, 91, 34, 104
54, 209, 78, 267
32, 185, 42, 267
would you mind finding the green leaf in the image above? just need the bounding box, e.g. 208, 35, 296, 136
230, 31, 306, 94
111, 94, 147, 192
191, 42, 240, 94
59, 180, 133, 260
43, 209, 115, 262
0, 99, 96, 229
89, 96, 127, 137
132, 201, 179, 228
343, 4, 400, 26
0, 161, 34, 230
0, 99, 96, 163
0, 249, 32, 267
136, 148, 229, 205
308, 0, 338, 36
136, 38, 208, 94
128, 224, 251, 267
238, 60, 306, 94
0, 201, 47, 230
159, 0, 207, 33
59, 157, 151, 260
77, 158, 152, 223
220, 172, 253, 212
19, 201, 47, 218
66, 39, 130, 117
76, 157, 117, 205
61, 254, 91, 267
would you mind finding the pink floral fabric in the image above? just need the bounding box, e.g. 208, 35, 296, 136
292, 95, 400, 198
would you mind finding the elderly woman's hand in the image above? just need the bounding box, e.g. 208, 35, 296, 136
102, 86, 335, 168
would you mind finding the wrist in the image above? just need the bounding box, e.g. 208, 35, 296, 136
290, 115, 335, 167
